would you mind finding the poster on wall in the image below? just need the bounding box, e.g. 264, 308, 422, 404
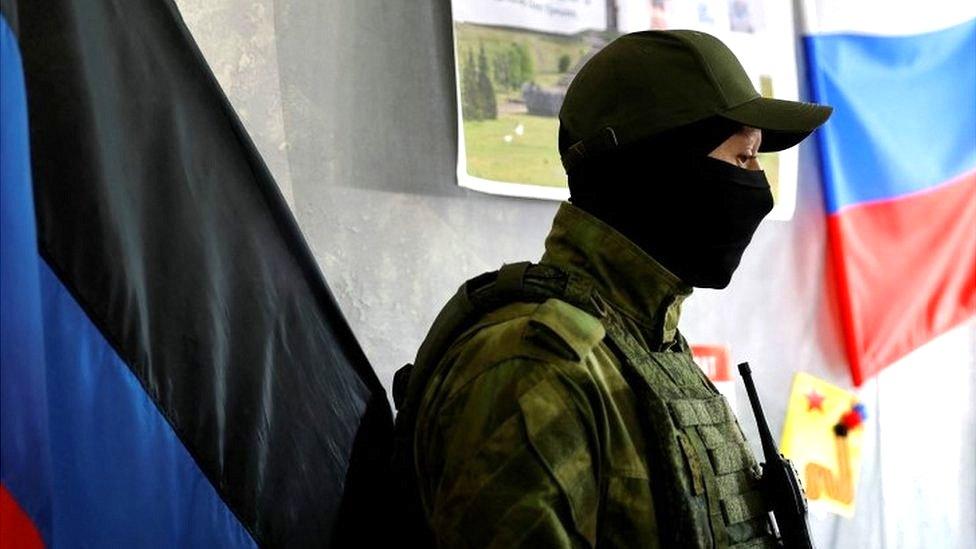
780, 372, 866, 517
450, 0, 803, 220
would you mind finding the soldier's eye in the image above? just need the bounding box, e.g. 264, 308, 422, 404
737, 154, 755, 166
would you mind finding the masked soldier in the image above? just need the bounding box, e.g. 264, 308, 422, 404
393, 30, 831, 548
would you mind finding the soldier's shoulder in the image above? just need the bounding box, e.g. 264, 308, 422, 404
452, 297, 605, 367
522, 297, 605, 362
420, 298, 605, 409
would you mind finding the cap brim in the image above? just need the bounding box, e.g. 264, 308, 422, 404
720, 97, 833, 152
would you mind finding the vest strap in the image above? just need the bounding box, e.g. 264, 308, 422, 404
710, 445, 754, 475
715, 470, 759, 499
699, 424, 744, 449
722, 491, 769, 525
496, 261, 531, 295
669, 397, 730, 427
730, 535, 781, 549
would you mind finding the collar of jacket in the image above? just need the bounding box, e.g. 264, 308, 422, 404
540, 202, 692, 346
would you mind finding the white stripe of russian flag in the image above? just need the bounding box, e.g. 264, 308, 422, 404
800, 0, 976, 36
800, 0, 976, 384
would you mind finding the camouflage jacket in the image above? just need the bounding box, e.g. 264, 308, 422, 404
412, 203, 770, 548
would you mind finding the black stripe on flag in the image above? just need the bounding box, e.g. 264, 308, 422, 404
15, 0, 392, 546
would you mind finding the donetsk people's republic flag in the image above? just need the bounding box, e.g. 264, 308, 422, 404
0, 1, 391, 547
802, 1, 976, 385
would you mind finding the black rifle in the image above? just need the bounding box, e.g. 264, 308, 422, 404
738, 362, 815, 549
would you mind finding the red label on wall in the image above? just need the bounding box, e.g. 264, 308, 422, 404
690, 345, 731, 382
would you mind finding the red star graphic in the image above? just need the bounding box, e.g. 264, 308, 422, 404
805, 389, 825, 412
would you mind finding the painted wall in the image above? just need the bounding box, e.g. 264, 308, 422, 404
179, 1, 975, 547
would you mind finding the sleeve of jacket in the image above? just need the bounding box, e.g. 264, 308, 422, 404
419, 357, 601, 549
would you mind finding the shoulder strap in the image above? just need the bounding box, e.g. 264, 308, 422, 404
525, 298, 605, 362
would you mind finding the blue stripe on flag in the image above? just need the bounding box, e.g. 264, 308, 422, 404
2, 12, 257, 547
38, 259, 258, 548
1, 13, 54, 545
805, 18, 976, 213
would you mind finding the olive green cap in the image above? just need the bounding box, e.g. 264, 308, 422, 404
559, 30, 832, 170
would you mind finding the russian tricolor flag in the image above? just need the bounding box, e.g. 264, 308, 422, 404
802, 2, 976, 385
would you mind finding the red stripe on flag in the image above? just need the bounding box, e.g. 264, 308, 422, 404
828, 170, 976, 385
0, 484, 45, 549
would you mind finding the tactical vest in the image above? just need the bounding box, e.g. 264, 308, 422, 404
392, 262, 777, 548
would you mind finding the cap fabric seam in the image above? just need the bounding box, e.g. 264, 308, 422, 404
721, 95, 764, 114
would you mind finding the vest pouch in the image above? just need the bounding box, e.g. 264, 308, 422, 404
677, 432, 706, 496
621, 345, 775, 548
617, 351, 717, 548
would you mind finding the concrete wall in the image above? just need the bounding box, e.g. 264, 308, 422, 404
179, 1, 975, 547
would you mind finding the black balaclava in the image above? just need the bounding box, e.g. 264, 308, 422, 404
565, 117, 775, 289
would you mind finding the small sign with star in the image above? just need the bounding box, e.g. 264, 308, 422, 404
780, 372, 866, 517
805, 388, 825, 412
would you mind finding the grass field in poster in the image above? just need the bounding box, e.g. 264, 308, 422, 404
455, 22, 594, 188
462, 114, 563, 186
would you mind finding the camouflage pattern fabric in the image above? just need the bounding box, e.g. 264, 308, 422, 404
413, 203, 774, 547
